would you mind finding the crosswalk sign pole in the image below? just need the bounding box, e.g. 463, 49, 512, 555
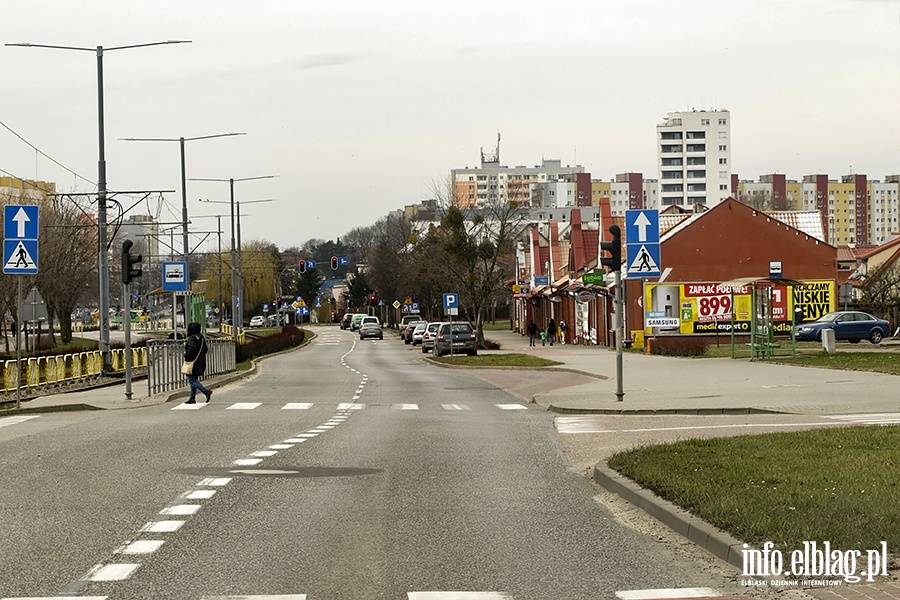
15, 276, 22, 409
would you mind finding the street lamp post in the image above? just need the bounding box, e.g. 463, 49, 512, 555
7, 40, 190, 370
193, 176, 275, 344
119, 133, 245, 259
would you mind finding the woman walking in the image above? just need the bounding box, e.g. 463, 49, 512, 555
184, 321, 212, 404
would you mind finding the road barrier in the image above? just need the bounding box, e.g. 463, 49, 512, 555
1, 348, 147, 392
147, 338, 235, 396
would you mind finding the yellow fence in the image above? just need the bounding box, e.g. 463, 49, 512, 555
220, 324, 246, 344
1, 347, 148, 392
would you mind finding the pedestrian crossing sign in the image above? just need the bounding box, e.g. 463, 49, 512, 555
3, 239, 38, 275
627, 243, 660, 276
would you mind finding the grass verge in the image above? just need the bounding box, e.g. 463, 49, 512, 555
607, 426, 900, 552
431, 353, 562, 367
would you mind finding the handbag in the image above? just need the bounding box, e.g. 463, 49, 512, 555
181, 336, 204, 376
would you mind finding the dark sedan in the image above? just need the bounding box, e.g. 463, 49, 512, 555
794, 310, 890, 344
359, 321, 383, 340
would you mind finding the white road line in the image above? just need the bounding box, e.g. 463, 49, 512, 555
297, 433, 318, 437
183, 490, 216, 500
227, 402, 262, 410
233, 458, 263, 466
408, 593, 513, 599
284, 438, 308, 443
86, 563, 140, 581
201, 595, 307, 599
1, 597, 108, 600
116, 540, 165, 554
252, 450, 278, 457
442, 404, 471, 411
0, 415, 39, 428
496, 403, 527, 410
140, 520, 184, 533
394, 404, 419, 410
283, 403, 314, 410
160, 504, 202, 516
270, 444, 293, 450
823, 413, 900, 424
616, 588, 720, 599
172, 403, 205, 410
337, 403, 364, 410
554, 416, 851, 435
198, 477, 232, 487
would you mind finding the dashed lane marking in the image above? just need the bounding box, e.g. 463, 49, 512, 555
555, 416, 849, 435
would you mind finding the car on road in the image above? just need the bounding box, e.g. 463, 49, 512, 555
433, 321, 478, 357
794, 310, 890, 344
249, 315, 266, 328
420, 322, 441, 353
351, 313, 367, 331
340, 313, 354, 330
403, 320, 426, 344
399, 314, 422, 330
359, 320, 383, 340
411, 323, 428, 346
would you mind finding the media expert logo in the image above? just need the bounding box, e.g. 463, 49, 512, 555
792, 281, 833, 321
742, 541, 889, 584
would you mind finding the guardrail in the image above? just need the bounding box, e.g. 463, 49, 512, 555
147, 338, 235, 396
0, 347, 148, 392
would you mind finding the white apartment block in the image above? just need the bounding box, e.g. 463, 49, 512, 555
452, 157, 585, 208
657, 109, 731, 208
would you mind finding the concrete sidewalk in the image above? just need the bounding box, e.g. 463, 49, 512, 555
479, 328, 900, 417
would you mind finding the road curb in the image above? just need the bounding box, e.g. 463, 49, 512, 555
548, 405, 786, 415
592, 461, 745, 571
423, 358, 608, 380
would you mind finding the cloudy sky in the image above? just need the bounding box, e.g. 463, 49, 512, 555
2, 0, 898, 253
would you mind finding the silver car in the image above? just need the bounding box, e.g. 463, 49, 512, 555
420, 322, 441, 353
411, 323, 428, 346
359, 321, 383, 340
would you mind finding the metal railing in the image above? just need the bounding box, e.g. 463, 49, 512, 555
147, 338, 236, 396
1, 348, 147, 392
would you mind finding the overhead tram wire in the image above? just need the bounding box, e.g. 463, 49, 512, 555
0, 117, 96, 188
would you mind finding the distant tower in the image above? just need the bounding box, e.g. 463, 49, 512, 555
657, 109, 731, 209
480, 132, 501, 165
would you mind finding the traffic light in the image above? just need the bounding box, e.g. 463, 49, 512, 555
331, 256, 338, 270
368, 293, 376, 306
599, 225, 621, 272
298, 260, 306, 273
121, 240, 143, 284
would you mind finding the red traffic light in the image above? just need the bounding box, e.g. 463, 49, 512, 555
331, 256, 338, 270
298, 260, 306, 273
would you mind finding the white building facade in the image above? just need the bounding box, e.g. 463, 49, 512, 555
657, 109, 731, 208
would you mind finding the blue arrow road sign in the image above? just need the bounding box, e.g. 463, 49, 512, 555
3, 205, 39, 275
625, 209, 661, 279
443, 293, 459, 309
338, 256, 349, 266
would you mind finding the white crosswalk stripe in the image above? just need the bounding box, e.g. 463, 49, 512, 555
0, 415, 39, 428
227, 402, 262, 410
822, 413, 900, 425
167, 402, 539, 413
394, 404, 419, 410
616, 588, 720, 599
442, 404, 471, 411
408, 593, 513, 599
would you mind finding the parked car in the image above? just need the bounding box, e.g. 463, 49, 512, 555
421, 322, 441, 353
351, 314, 367, 331
411, 323, 428, 346
266, 314, 284, 327
249, 315, 266, 328
403, 320, 426, 344
400, 314, 422, 330
340, 313, 354, 330
794, 310, 890, 344
358, 320, 383, 340
433, 322, 478, 357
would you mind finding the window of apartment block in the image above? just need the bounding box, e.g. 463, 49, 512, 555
720, 184, 728, 190
719, 118, 727, 125
718, 131, 727, 138
719, 158, 727, 164
701, 119, 710, 125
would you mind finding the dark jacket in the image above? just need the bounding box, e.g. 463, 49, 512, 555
526, 321, 538, 335
184, 322, 208, 376
547, 319, 557, 335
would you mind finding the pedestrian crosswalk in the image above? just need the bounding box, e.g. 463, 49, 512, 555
174, 402, 530, 412
1, 592, 513, 599
0, 414, 39, 429
822, 413, 900, 425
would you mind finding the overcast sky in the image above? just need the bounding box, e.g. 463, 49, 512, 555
2, 0, 898, 253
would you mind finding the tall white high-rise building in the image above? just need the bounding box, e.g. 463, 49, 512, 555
657, 109, 731, 208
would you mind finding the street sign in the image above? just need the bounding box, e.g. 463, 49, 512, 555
443, 293, 459, 309
392, 300, 401, 309
315, 297, 321, 307
298, 298, 307, 307
338, 256, 349, 266
162, 261, 189, 292
3, 205, 39, 275
769, 261, 783, 279
534, 276, 549, 286
624, 209, 661, 279
306, 260, 317, 269
577, 291, 594, 304
582, 270, 605, 285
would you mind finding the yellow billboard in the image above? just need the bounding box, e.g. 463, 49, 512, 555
643, 280, 835, 335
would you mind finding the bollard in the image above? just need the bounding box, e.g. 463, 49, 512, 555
822, 328, 836, 354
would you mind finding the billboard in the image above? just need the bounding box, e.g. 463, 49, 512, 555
642, 280, 835, 335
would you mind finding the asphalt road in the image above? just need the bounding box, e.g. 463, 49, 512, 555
1, 329, 756, 599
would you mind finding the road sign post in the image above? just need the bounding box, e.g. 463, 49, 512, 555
625, 209, 661, 278
4, 205, 40, 409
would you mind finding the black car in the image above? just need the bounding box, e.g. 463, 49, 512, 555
340, 313, 354, 330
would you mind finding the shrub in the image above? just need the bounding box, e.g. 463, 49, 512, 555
647, 335, 709, 357
236, 325, 305, 363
